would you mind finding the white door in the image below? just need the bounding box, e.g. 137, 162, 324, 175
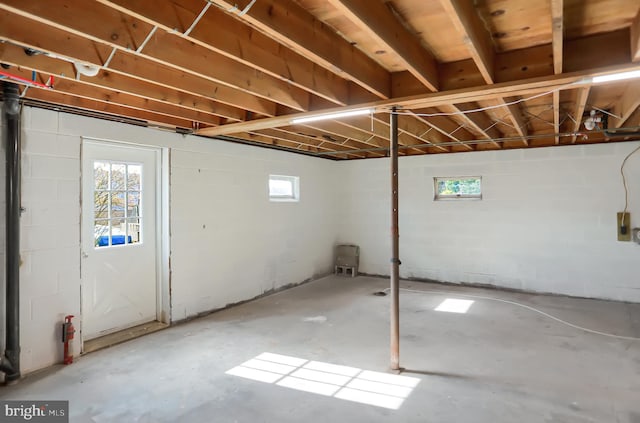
81, 140, 159, 340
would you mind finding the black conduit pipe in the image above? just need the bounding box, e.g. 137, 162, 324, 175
1, 82, 21, 383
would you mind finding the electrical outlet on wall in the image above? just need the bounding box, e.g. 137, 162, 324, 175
633, 228, 640, 244
617, 212, 631, 241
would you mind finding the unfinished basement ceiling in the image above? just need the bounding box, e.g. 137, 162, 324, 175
1, 0, 640, 159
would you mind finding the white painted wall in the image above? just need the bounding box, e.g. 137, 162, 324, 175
336, 142, 640, 302
6, 106, 339, 374
169, 141, 339, 320
3, 103, 640, 377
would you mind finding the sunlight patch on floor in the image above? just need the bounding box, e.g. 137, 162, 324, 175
225, 352, 420, 410
435, 298, 474, 313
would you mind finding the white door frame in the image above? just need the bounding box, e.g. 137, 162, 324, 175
80, 137, 170, 345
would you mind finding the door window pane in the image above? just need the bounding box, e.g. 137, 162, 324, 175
127, 165, 142, 190
93, 160, 143, 247
94, 162, 109, 190
126, 218, 141, 243
94, 191, 109, 219
127, 192, 141, 217
111, 191, 126, 218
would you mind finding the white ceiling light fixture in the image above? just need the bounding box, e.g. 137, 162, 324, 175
291, 108, 374, 124
592, 70, 640, 84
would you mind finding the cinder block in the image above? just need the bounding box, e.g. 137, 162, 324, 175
56, 134, 81, 158
21, 179, 57, 202
30, 156, 79, 180
21, 225, 58, 251
23, 131, 58, 155
25, 107, 59, 133
57, 179, 80, 201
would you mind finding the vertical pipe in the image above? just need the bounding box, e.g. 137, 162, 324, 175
390, 107, 400, 371
2, 82, 21, 383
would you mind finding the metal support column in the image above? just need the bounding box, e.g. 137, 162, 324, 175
1, 82, 21, 383
390, 107, 400, 371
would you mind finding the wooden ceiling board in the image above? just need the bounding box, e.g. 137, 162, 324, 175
390, 0, 472, 63
320, 12, 406, 72
477, 0, 553, 52
564, 0, 640, 39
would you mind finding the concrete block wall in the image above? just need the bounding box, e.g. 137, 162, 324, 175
18, 107, 82, 372
3, 103, 640, 376
170, 141, 339, 320
7, 106, 339, 374
335, 142, 640, 302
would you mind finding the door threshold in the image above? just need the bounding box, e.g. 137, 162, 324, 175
83, 321, 169, 354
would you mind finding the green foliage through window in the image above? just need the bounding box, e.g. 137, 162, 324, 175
434, 177, 481, 200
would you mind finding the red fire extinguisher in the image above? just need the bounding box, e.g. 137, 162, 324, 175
62, 315, 75, 364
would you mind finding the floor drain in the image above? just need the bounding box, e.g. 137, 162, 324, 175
373, 291, 387, 296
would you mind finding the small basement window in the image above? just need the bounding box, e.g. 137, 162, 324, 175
269, 175, 300, 202
434, 176, 481, 200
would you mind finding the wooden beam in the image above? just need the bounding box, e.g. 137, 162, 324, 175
411, 108, 475, 146
196, 62, 640, 136
619, 104, 640, 128
27, 89, 195, 129
99, 0, 349, 106
404, 32, 629, 95
2, 65, 225, 126
0, 42, 248, 122
142, 30, 310, 112
436, 2, 528, 147
250, 129, 332, 153
0, 3, 311, 112
230, 131, 302, 152
438, 0, 495, 84
445, 103, 501, 148
206, 0, 391, 99
631, 7, 640, 62
326, 0, 439, 91
305, 117, 426, 154
303, 121, 385, 149
570, 87, 590, 143
337, 115, 430, 154
268, 127, 373, 154
553, 91, 560, 144
551, 0, 564, 74
277, 125, 382, 153
387, 112, 451, 152
551, 0, 564, 145
0, 9, 276, 117
611, 82, 640, 128
499, 97, 529, 145
105, 52, 273, 117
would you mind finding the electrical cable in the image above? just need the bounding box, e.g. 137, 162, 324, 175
620, 143, 640, 229
380, 287, 640, 341
390, 89, 558, 118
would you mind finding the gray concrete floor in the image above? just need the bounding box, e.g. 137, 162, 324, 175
2, 275, 640, 422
